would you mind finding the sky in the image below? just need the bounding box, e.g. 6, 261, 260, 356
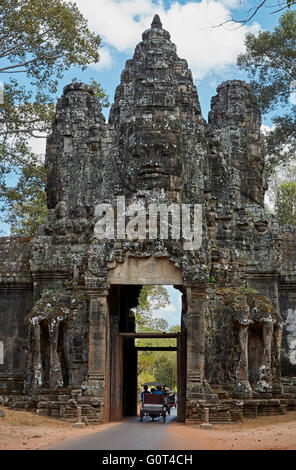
151, 286, 182, 327
0, 0, 287, 239
61, 0, 280, 121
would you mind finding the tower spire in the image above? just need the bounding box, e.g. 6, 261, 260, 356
151, 14, 162, 29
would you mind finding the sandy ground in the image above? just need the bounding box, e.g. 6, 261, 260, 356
1, 406, 296, 450
169, 412, 296, 450
0, 406, 118, 450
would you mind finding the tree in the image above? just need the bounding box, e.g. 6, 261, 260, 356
275, 180, 296, 225
1, 163, 47, 236
0, 0, 105, 234
237, 10, 296, 177
134, 285, 180, 390
154, 352, 177, 390
215, 0, 296, 26
265, 161, 296, 210
133, 285, 169, 332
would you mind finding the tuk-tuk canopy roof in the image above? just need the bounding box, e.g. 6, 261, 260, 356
141, 382, 166, 387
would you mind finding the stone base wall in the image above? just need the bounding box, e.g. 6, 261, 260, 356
185, 397, 296, 424
0, 373, 24, 394
2, 390, 296, 425
186, 399, 243, 424
0, 389, 104, 424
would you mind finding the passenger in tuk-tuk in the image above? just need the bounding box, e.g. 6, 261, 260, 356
141, 385, 150, 404
152, 385, 168, 409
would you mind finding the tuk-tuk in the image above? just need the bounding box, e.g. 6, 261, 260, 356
139, 382, 168, 422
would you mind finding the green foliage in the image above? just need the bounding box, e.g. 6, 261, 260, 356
275, 180, 296, 225
134, 285, 170, 331
287, 0, 296, 7
0, 0, 101, 86
0, 0, 107, 234
237, 10, 296, 177
89, 78, 110, 108
1, 164, 47, 236
138, 347, 178, 391
135, 285, 180, 390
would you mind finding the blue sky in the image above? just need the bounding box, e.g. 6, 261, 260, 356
150, 286, 182, 327
61, 0, 280, 121
0, 0, 287, 238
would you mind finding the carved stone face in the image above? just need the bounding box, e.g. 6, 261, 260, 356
125, 131, 182, 198
56, 201, 67, 219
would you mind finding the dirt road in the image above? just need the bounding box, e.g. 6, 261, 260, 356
43, 408, 296, 451
43, 409, 208, 450
2, 406, 296, 451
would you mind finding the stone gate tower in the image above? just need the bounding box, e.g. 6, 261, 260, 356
1, 16, 296, 423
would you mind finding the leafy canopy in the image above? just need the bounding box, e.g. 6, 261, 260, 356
0, 0, 101, 87
0, 0, 105, 235
133, 285, 170, 332
134, 285, 181, 390
237, 10, 296, 176
275, 180, 296, 225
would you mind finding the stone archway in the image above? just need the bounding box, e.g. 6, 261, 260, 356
106, 256, 186, 422
86, 255, 209, 424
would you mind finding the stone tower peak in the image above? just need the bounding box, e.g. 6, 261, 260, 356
151, 14, 162, 29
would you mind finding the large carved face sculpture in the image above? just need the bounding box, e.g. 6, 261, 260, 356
124, 131, 182, 200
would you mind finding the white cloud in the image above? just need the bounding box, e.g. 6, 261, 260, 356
218, 0, 243, 8
74, 0, 261, 79
290, 92, 296, 105
149, 286, 182, 326
74, 0, 156, 52
28, 134, 46, 162
155, 303, 177, 315
261, 124, 274, 135
163, 2, 260, 79
152, 302, 181, 326
91, 46, 113, 70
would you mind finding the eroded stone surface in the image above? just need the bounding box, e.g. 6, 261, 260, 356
0, 16, 296, 423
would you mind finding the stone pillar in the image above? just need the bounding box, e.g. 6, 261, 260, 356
24, 325, 34, 392
185, 286, 216, 423
49, 318, 63, 389
255, 323, 273, 394
272, 323, 284, 396
263, 323, 273, 383
86, 290, 109, 421
32, 323, 43, 390
186, 287, 206, 398
185, 285, 217, 421
234, 325, 252, 397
